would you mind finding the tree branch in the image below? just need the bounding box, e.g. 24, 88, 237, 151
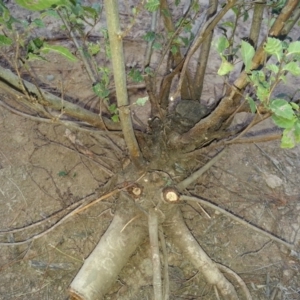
194, 0, 218, 100
178, 0, 299, 148
249, 1, 265, 48
104, 0, 144, 169
175, 0, 238, 100
0, 66, 120, 130
159, 0, 194, 100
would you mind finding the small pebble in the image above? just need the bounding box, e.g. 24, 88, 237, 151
46, 74, 55, 81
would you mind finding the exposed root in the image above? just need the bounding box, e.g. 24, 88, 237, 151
180, 195, 294, 250
177, 148, 227, 191
217, 263, 252, 300
163, 207, 239, 300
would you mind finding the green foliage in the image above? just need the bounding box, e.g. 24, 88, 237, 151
145, 0, 160, 12
240, 40, 255, 72
0, 34, 12, 46
246, 95, 257, 113
3, 0, 300, 151
135, 97, 149, 106
263, 37, 283, 61
215, 36, 230, 53
241, 37, 300, 148
214, 36, 234, 76
128, 68, 143, 83
15, 0, 69, 11
108, 103, 119, 123
217, 56, 234, 76
88, 42, 101, 56
58, 170, 68, 177
41, 43, 77, 61
92, 82, 109, 99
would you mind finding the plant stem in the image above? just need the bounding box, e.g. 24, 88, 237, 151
103, 0, 144, 170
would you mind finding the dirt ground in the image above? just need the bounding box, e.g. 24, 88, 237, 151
1, 1, 300, 300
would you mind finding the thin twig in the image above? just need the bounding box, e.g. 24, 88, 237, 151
176, 148, 227, 191
0, 174, 145, 245
181, 195, 294, 249
175, 0, 238, 99
159, 226, 169, 300
148, 209, 163, 300
5, 177, 28, 207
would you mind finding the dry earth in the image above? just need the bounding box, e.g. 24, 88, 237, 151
0, 1, 300, 300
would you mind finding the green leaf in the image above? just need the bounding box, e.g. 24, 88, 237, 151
108, 103, 117, 114
15, 0, 68, 11
279, 74, 287, 84
27, 37, 44, 54
153, 41, 162, 50
27, 53, 47, 61
41, 43, 77, 61
256, 84, 270, 102
287, 41, 300, 55
283, 61, 300, 76
191, 1, 200, 12
266, 63, 279, 74
145, 0, 160, 12
281, 128, 295, 148
217, 56, 234, 76
41, 9, 60, 18
290, 102, 299, 110
271, 114, 296, 128
246, 95, 256, 113
231, 7, 238, 15
240, 40, 255, 72
180, 36, 189, 47
249, 70, 266, 85
82, 6, 99, 20
128, 68, 143, 83
92, 82, 110, 98
58, 170, 68, 177
294, 121, 300, 143
136, 97, 149, 106
269, 99, 295, 120
171, 44, 179, 55
111, 115, 119, 123
264, 37, 283, 61
214, 36, 229, 54
0, 34, 12, 46
88, 42, 101, 56
32, 18, 45, 28
143, 31, 156, 42
221, 21, 234, 29
243, 10, 249, 22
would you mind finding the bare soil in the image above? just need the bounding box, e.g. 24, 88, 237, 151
1, 1, 300, 300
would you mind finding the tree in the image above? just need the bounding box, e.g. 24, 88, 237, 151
0, 0, 300, 299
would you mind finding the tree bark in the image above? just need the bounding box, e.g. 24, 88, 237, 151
69, 194, 148, 300
163, 207, 239, 300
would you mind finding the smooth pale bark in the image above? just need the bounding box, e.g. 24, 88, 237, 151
69, 197, 147, 300
163, 207, 239, 300
103, 0, 143, 169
